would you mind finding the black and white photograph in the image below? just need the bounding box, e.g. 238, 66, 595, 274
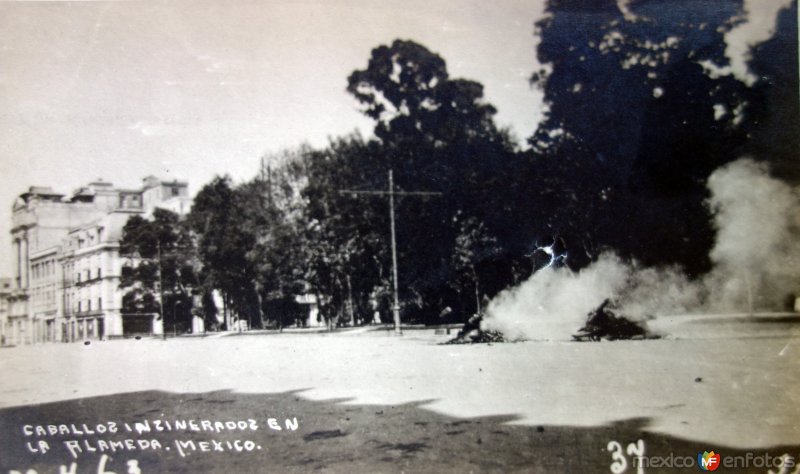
0, 0, 798, 472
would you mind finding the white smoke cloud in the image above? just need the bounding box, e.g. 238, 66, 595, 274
704, 159, 800, 311
483, 158, 800, 340
483, 255, 630, 341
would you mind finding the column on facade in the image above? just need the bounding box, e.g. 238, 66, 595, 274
56, 260, 64, 342
23, 235, 29, 288
14, 239, 20, 289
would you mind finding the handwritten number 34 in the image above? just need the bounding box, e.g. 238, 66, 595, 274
607, 439, 645, 474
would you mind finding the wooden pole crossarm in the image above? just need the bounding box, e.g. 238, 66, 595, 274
338, 170, 441, 335
339, 189, 442, 197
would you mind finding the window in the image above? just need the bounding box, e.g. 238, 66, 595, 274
98, 298, 102, 310
87, 300, 92, 312
172, 187, 180, 196
97, 268, 102, 279
78, 302, 82, 313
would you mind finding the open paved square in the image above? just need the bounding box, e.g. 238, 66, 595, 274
1, 318, 798, 473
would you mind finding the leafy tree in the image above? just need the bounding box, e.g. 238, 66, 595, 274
346, 39, 520, 323
744, 1, 800, 183
119, 209, 198, 333
525, 0, 769, 275
238, 152, 316, 330
450, 214, 501, 319
188, 176, 260, 330
299, 136, 390, 327
347, 39, 501, 148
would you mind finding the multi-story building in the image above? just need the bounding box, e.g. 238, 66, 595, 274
3, 176, 191, 345
0, 278, 12, 345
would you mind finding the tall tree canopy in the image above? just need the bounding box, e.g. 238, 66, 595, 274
525, 0, 795, 275
347, 39, 501, 147
345, 39, 523, 322
745, 1, 800, 183
119, 208, 198, 332
188, 176, 260, 329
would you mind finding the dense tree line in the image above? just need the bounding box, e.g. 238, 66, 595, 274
118, 209, 200, 332
524, 0, 798, 275
119, 0, 798, 330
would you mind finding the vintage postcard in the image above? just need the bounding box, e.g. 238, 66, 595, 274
0, 1, 798, 472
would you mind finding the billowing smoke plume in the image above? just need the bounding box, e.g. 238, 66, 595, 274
483, 159, 800, 340
704, 159, 800, 311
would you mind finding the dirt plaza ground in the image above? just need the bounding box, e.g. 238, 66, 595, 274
0, 316, 798, 473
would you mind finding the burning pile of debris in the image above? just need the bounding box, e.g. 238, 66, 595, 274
444, 313, 506, 344
572, 299, 659, 341
445, 299, 659, 343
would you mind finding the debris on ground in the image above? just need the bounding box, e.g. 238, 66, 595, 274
572, 299, 659, 341
444, 313, 507, 344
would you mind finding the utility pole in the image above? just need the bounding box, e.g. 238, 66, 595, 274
346, 274, 355, 326
157, 241, 166, 340
388, 170, 401, 334
340, 170, 441, 335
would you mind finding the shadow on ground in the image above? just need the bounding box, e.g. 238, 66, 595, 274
0, 390, 797, 473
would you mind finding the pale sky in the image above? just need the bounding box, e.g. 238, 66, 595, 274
0, 0, 790, 276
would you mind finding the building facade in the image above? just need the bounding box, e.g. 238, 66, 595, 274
0, 278, 12, 344
2, 177, 191, 345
